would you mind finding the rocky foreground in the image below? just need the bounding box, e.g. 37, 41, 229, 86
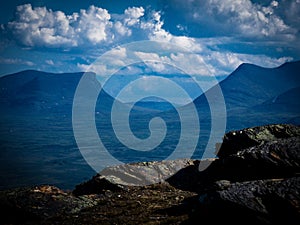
1, 124, 300, 224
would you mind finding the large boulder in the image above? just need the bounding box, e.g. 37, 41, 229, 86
219, 136, 300, 181
183, 124, 300, 224
195, 177, 300, 224
218, 124, 300, 158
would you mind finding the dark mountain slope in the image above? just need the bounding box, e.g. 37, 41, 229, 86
193, 61, 300, 130
195, 61, 300, 108
0, 70, 97, 113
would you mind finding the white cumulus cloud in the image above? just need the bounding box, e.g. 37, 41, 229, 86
6, 4, 164, 48
124, 7, 144, 26
74, 6, 112, 44
8, 4, 77, 47
175, 0, 296, 40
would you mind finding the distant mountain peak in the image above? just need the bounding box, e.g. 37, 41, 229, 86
4, 69, 96, 78
194, 60, 300, 111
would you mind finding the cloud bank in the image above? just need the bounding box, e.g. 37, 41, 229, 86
170, 0, 298, 41
1, 3, 296, 77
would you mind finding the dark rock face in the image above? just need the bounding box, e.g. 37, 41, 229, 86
73, 174, 123, 196
218, 124, 300, 158
191, 177, 300, 224
188, 124, 300, 224
1, 124, 299, 224
223, 136, 300, 169
230, 137, 300, 167
217, 136, 300, 182
216, 177, 300, 218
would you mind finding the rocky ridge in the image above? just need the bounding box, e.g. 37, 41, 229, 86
0, 124, 299, 224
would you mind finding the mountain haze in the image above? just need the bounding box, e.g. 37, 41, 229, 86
195, 61, 300, 109
0, 61, 299, 189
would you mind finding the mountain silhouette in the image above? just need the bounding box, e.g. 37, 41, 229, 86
193, 60, 300, 130
0, 70, 123, 117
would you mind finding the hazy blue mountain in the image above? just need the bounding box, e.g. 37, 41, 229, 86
1, 61, 299, 127
225, 86, 300, 129
194, 61, 300, 130
0, 70, 102, 114
253, 86, 300, 113
195, 61, 300, 109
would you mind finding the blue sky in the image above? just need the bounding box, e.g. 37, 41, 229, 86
0, 0, 299, 78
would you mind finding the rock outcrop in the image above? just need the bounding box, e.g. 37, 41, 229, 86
73, 159, 196, 195
190, 124, 300, 224
217, 124, 300, 158
0, 124, 299, 224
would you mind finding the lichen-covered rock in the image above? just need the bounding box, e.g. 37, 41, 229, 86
218, 124, 300, 158
0, 185, 101, 224
73, 158, 196, 195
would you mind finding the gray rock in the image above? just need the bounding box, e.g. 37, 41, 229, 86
101, 159, 196, 186
73, 158, 198, 195
218, 124, 300, 158
214, 180, 231, 190
229, 136, 300, 166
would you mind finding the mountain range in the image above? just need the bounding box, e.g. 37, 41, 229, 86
1, 61, 299, 119
0, 61, 299, 189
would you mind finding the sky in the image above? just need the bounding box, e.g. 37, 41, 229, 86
0, 0, 299, 80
